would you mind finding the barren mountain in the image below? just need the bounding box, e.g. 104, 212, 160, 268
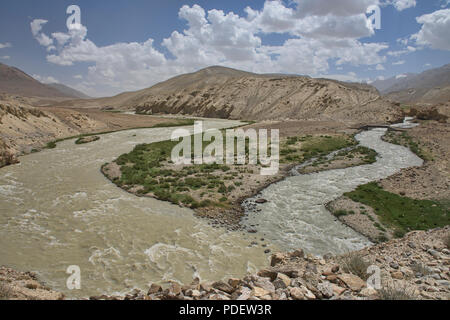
373, 64, 450, 105
117, 66, 401, 124
47, 83, 91, 99
0, 63, 76, 99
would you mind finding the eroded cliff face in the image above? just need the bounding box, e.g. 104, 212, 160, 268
0, 94, 103, 167
132, 68, 402, 124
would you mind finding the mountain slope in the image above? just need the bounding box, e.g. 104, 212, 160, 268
121, 66, 400, 123
373, 64, 450, 104
47, 83, 91, 99
0, 63, 75, 99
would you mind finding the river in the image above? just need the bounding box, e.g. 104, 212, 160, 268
0, 122, 422, 298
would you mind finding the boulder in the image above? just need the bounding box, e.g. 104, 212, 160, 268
337, 274, 366, 292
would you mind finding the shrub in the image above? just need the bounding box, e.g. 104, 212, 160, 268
378, 286, 417, 300
339, 253, 371, 281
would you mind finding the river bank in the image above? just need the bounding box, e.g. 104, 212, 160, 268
0, 94, 196, 169
327, 120, 450, 243
3, 226, 448, 300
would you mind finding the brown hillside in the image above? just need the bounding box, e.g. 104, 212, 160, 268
0, 63, 74, 99
129, 66, 401, 123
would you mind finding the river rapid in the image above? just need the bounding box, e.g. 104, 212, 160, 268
0, 121, 422, 298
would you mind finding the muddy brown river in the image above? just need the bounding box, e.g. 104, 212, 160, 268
0, 121, 422, 298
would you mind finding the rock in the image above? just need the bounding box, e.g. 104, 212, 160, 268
228, 278, 241, 288
185, 289, 202, 298
270, 253, 286, 267
255, 199, 268, 204
276, 273, 291, 287
237, 287, 252, 300
305, 263, 318, 273
428, 249, 441, 259
257, 269, 278, 281
251, 276, 275, 293
337, 274, 366, 292
289, 287, 305, 300
301, 286, 316, 300
212, 281, 234, 294
200, 281, 215, 293
148, 283, 162, 295
390, 261, 399, 269
170, 282, 182, 295
408, 242, 416, 249
331, 284, 346, 296
209, 293, 230, 300
252, 287, 270, 298
360, 287, 378, 298
290, 249, 305, 259
391, 271, 404, 280
317, 282, 333, 298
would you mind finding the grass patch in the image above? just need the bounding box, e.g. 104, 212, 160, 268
345, 182, 450, 236
280, 135, 357, 164
384, 131, 432, 161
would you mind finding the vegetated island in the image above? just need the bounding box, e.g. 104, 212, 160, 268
102, 125, 377, 230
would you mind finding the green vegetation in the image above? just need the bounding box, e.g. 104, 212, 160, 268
75, 136, 100, 145
45, 141, 57, 149
345, 182, 450, 237
109, 132, 361, 210
280, 135, 357, 164
384, 130, 432, 161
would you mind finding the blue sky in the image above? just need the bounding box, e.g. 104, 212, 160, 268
0, 0, 449, 97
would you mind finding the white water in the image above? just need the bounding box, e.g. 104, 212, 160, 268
243, 128, 423, 255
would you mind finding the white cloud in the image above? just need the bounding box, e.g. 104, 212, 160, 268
392, 60, 406, 65
389, 0, 416, 11
73, 75, 83, 79
376, 64, 385, 70
0, 56, 10, 60
0, 42, 12, 49
30, 19, 54, 47
32, 74, 59, 84
31, 2, 390, 96
412, 9, 450, 50
396, 74, 407, 79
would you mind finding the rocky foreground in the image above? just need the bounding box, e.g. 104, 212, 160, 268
88, 227, 448, 301
1, 227, 448, 301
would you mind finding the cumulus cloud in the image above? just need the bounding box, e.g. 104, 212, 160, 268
392, 60, 406, 65
30, 19, 54, 47
0, 42, 12, 49
412, 9, 450, 50
31, 1, 390, 96
32, 74, 59, 84
389, 0, 416, 11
